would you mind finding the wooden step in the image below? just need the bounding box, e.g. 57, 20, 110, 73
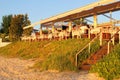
83, 59, 98, 65
81, 64, 91, 70
90, 55, 103, 60
80, 44, 113, 70
87, 60, 98, 64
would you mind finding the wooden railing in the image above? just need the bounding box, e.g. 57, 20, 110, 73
75, 28, 120, 67
107, 29, 120, 54
75, 32, 101, 67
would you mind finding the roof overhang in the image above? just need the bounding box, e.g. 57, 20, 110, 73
23, 0, 120, 29
40, 0, 119, 25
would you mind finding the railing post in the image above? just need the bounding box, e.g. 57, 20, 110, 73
76, 54, 78, 67
88, 43, 91, 53
100, 29, 102, 46
119, 31, 120, 44
113, 35, 115, 45
107, 41, 110, 54
111, 31, 115, 45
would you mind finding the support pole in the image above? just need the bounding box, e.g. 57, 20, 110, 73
110, 11, 112, 22
107, 41, 110, 54
93, 14, 98, 28
69, 21, 72, 38
88, 43, 91, 53
40, 24, 42, 35
52, 23, 55, 33
111, 31, 115, 45
68, 21, 72, 32
76, 54, 78, 67
88, 29, 91, 39
118, 31, 120, 44
100, 28, 102, 46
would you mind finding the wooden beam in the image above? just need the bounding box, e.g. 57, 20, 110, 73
23, 1, 120, 29
40, 0, 116, 24
23, 21, 41, 29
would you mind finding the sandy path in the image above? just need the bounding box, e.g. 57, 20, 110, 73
0, 56, 104, 80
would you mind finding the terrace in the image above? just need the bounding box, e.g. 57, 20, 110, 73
22, 0, 120, 43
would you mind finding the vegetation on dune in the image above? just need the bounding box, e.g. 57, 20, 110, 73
34, 39, 90, 71
0, 39, 90, 71
0, 38, 101, 71
0, 41, 50, 59
90, 44, 120, 80
77, 39, 100, 67
35, 39, 100, 71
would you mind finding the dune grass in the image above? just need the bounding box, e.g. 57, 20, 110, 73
0, 39, 90, 71
0, 40, 51, 59
90, 44, 120, 80
34, 39, 90, 71
0, 38, 100, 71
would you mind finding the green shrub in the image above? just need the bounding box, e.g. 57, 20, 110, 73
90, 44, 120, 80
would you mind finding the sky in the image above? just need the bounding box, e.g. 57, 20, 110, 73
0, 0, 120, 29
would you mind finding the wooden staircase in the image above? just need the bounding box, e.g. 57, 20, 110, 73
80, 44, 110, 70
76, 29, 120, 70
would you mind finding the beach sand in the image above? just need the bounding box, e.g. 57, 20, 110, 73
0, 56, 105, 80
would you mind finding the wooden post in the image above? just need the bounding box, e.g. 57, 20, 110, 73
76, 54, 78, 67
119, 31, 120, 44
40, 24, 42, 35
88, 43, 91, 53
52, 23, 55, 33
88, 29, 91, 39
107, 41, 110, 54
100, 28, 102, 46
111, 31, 115, 45
69, 21, 72, 38
110, 11, 112, 22
93, 14, 98, 28
69, 21, 72, 32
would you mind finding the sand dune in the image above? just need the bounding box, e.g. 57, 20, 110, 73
0, 56, 105, 80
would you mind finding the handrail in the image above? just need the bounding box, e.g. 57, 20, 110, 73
75, 32, 101, 67
75, 28, 120, 67
107, 29, 120, 54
